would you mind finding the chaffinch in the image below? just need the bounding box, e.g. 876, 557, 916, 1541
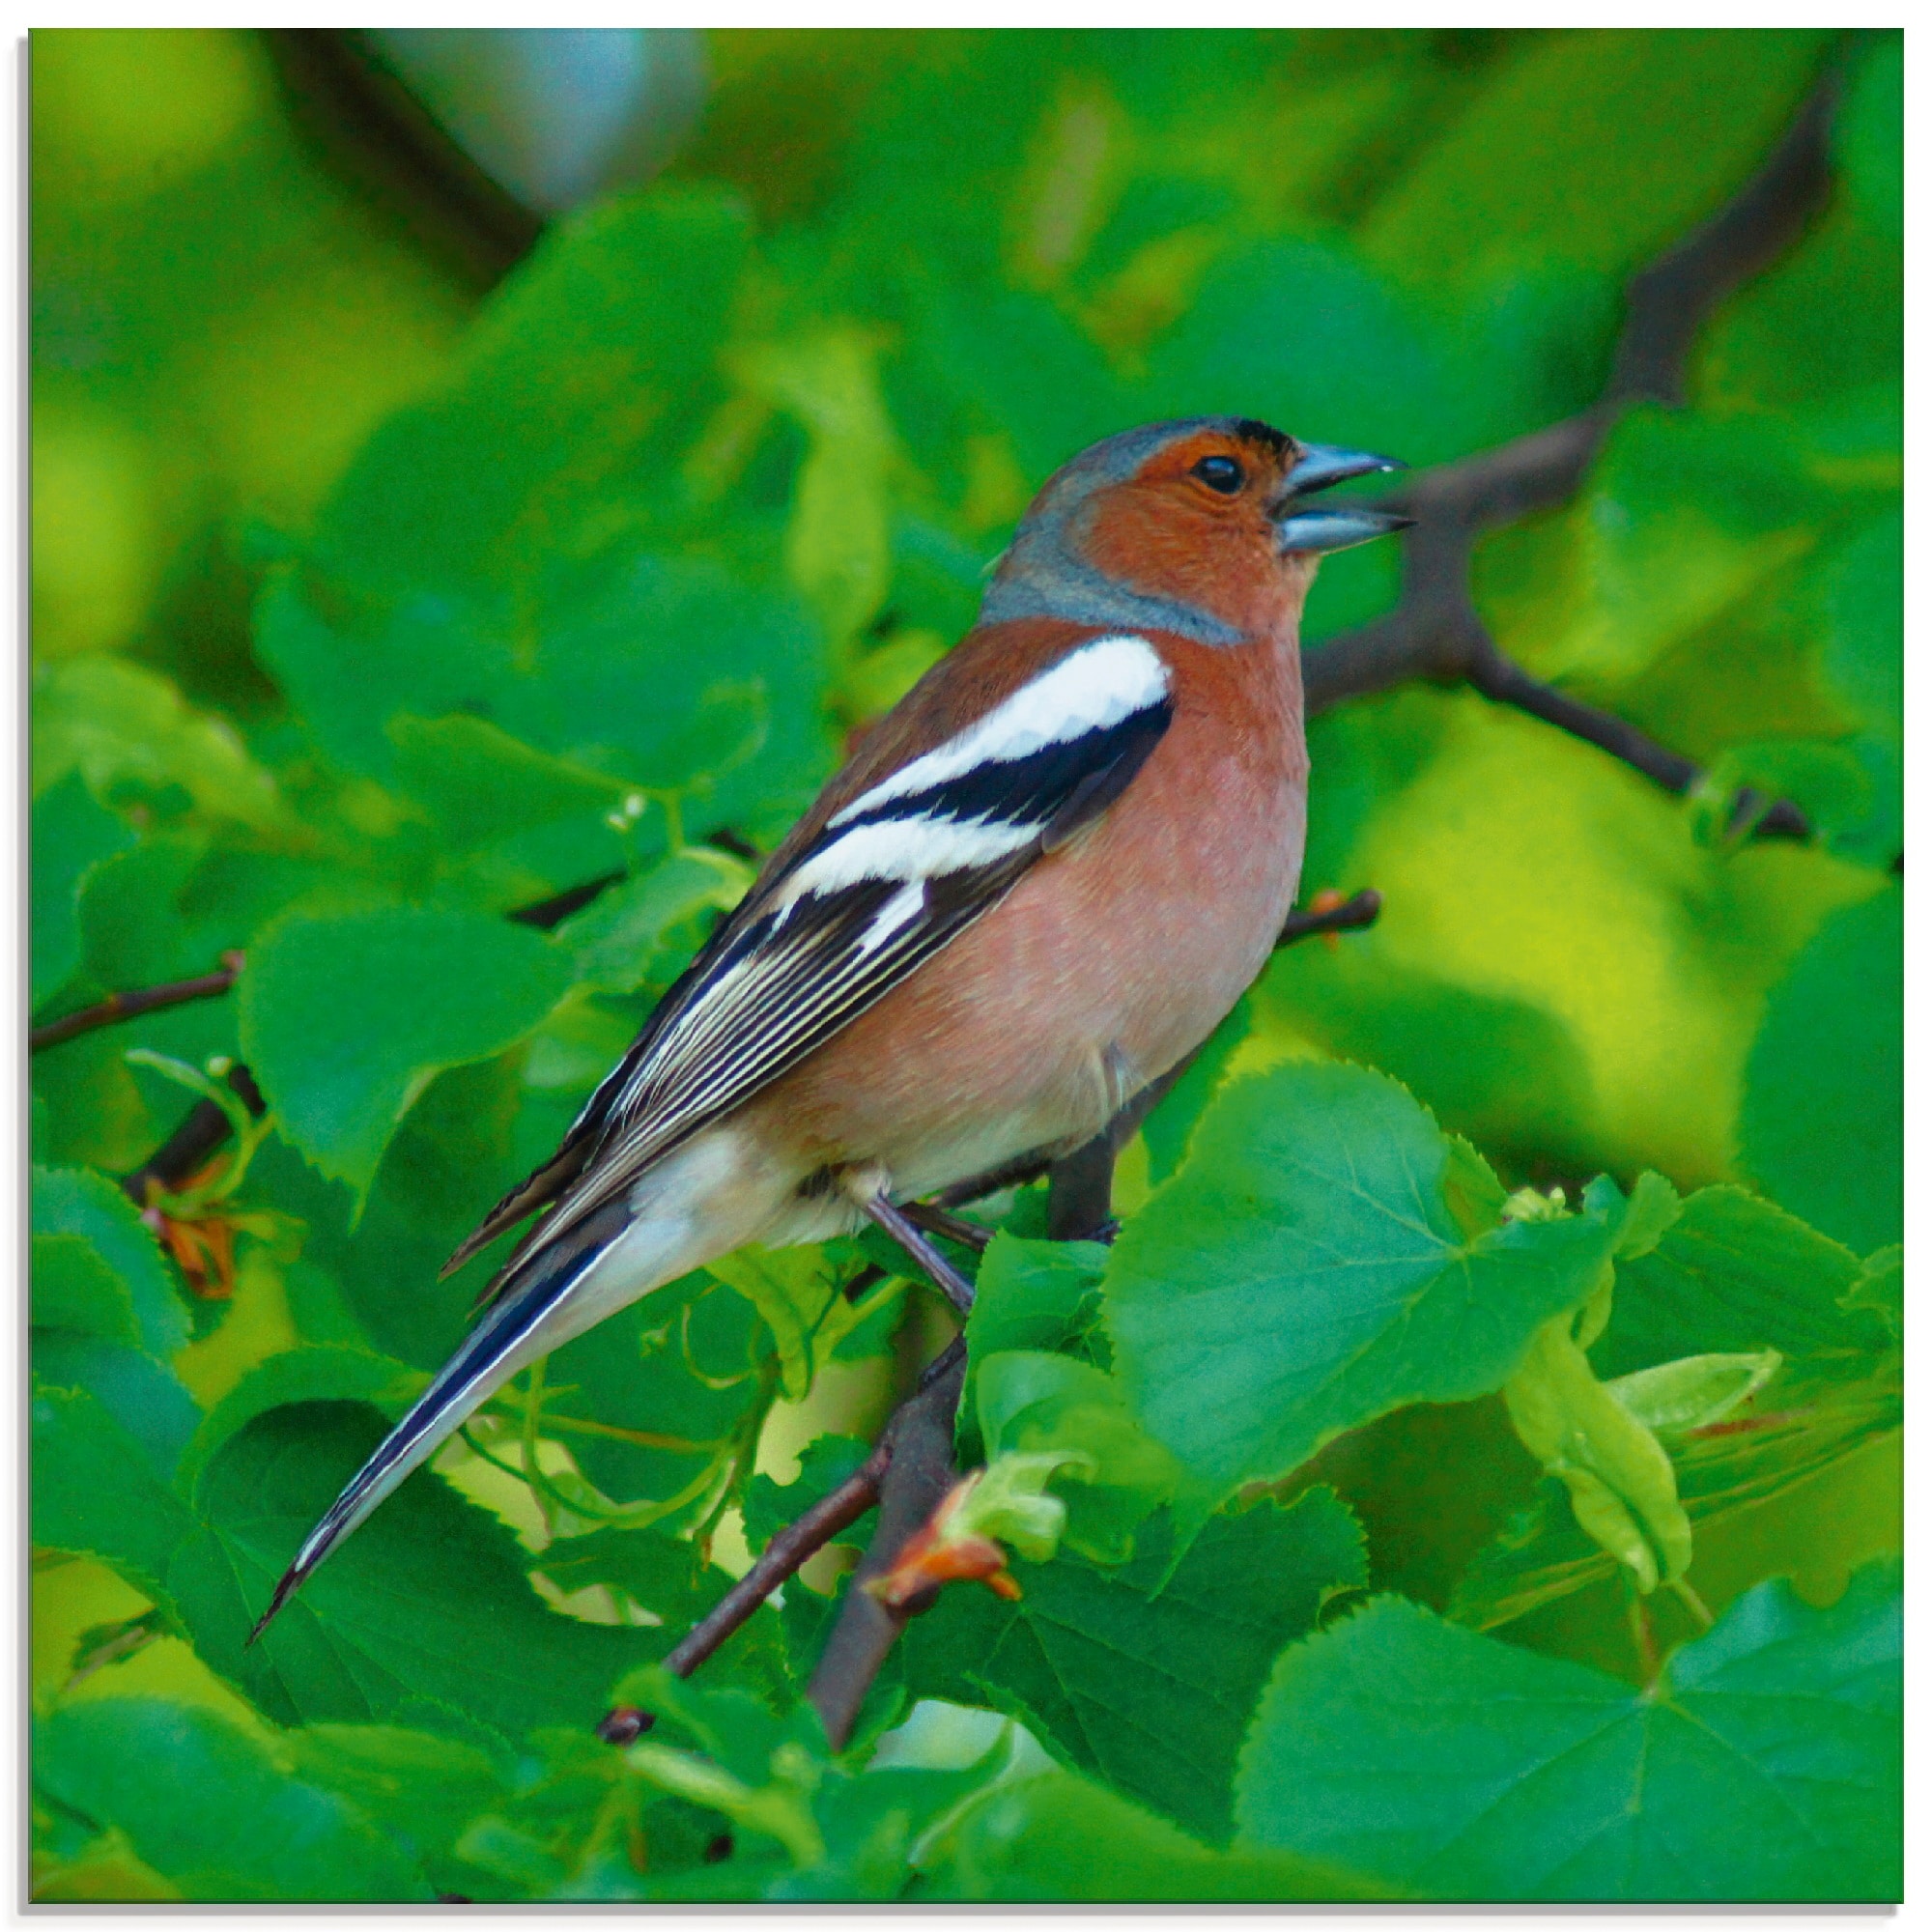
253, 414, 1406, 1633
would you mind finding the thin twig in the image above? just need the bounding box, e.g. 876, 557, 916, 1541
596, 1445, 894, 1745
1276, 888, 1382, 946
31, 952, 245, 1054
899, 1201, 995, 1254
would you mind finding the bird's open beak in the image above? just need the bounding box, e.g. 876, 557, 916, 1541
1275, 442, 1412, 554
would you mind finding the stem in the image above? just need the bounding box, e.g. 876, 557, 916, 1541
32, 953, 244, 1053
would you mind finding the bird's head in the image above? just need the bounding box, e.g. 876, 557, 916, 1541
983, 415, 1409, 645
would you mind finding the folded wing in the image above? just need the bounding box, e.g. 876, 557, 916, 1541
450, 634, 1175, 1293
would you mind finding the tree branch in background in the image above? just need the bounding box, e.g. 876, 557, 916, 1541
1302, 70, 1838, 843
31, 952, 246, 1054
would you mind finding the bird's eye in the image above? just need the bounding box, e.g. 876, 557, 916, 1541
1191, 454, 1245, 495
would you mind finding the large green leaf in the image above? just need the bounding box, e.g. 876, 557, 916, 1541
1106, 1063, 1629, 1506
168, 1403, 655, 1739
239, 905, 573, 1202
35, 1698, 431, 1903
1739, 887, 1901, 1254
252, 186, 835, 846
1237, 1561, 1901, 1901
900, 1489, 1364, 1841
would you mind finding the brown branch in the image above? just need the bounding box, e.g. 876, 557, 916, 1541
805, 1341, 968, 1749
121, 1064, 268, 1205
1276, 887, 1382, 946
32, 953, 246, 1054
596, 1441, 895, 1744
1303, 66, 1841, 838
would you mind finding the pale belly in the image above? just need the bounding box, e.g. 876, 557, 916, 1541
740, 730, 1307, 1209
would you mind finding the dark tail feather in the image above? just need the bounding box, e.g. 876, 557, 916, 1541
249, 1200, 630, 1642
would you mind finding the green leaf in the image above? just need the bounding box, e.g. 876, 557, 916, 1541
1360, 29, 1826, 289
532, 1523, 732, 1638
31, 1165, 189, 1355
1501, 1312, 1690, 1595
174, 1345, 425, 1499
31, 1379, 196, 1599
170, 1403, 657, 1739
901, 1489, 1365, 1842
1532, 407, 1818, 685
32, 1332, 201, 1482
708, 1244, 881, 1402
1236, 1561, 1901, 1901
1591, 1183, 1880, 1377
386, 712, 629, 852
734, 325, 895, 646
1739, 887, 1901, 1254
1819, 509, 1902, 739
1106, 1063, 1627, 1508
33, 653, 297, 836
558, 847, 750, 995
35, 1698, 431, 1902
965, 1233, 1109, 1375
975, 1351, 1177, 1562
284, 1722, 514, 1895
252, 187, 835, 846
1842, 1245, 1901, 1340
76, 831, 210, 992
240, 905, 573, 1202
31, 770, 134, 1006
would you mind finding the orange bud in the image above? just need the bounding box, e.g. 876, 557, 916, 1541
862, 1472, 1026, 1610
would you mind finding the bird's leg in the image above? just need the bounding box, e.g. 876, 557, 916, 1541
897, 1200, 993, 1254
844, 1172, 978, 1318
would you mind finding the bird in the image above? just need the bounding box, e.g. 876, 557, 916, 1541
250, 414, 1407, 1636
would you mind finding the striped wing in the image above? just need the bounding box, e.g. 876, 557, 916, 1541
454, 634, 1175, 1289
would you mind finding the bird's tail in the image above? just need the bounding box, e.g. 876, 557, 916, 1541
248, 1196, 638, 1642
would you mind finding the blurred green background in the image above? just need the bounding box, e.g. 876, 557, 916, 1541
30, 28, 1900, 1903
